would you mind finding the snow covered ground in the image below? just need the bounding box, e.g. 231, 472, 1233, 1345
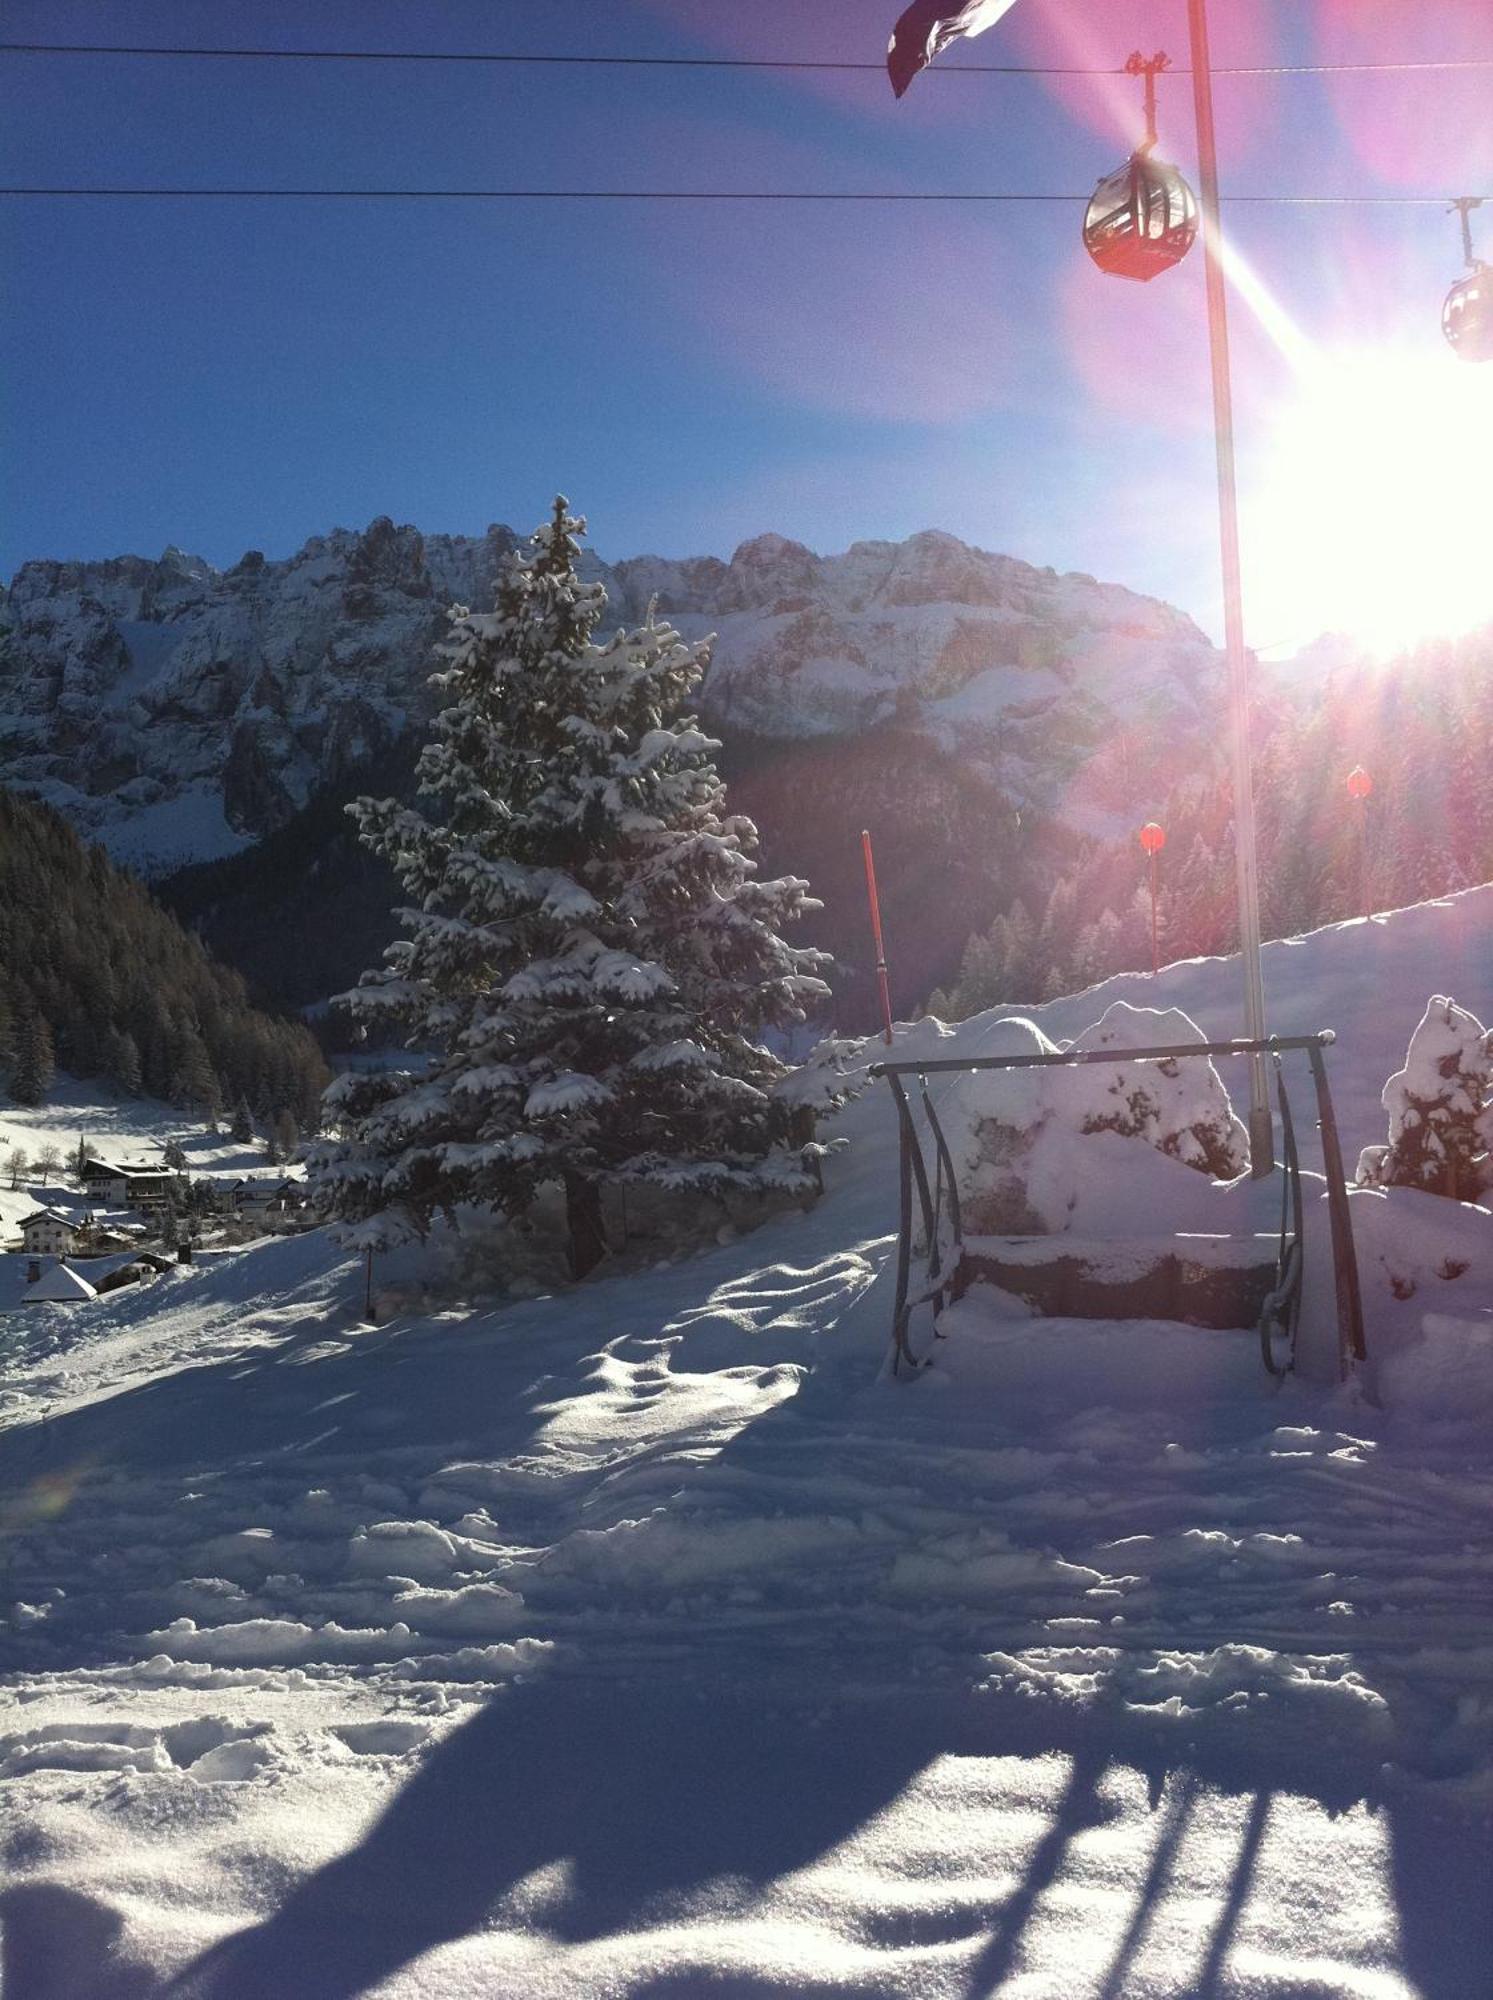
2, 890, 1491, 1996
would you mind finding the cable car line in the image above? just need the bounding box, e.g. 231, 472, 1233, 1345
0, 187, 1482, 204
3, 42, 1492, 79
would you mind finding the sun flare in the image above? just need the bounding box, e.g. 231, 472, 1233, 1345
1245, 347, 1493, 660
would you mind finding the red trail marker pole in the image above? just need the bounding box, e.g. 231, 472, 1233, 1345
1150, 853, 1158, 973
1346, 766, 1372, 919
1139, 822, 1166, 976
861, 829, 895, 1046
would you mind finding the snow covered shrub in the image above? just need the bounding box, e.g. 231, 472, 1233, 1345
937, 1018, 1062, 1235
1043, 1003, 1248, 1179
939, 1003, 1246, 1236
310, 500, 831, 1275
1356, 996, 1492, 1201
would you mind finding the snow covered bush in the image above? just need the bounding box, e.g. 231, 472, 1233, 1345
1356, 995, 1492, 1201
939, 1003, 1247, 1236
1044, 1004, 1248, 1178
310, 499, 831, 1274
937, 1017, 1056, 1234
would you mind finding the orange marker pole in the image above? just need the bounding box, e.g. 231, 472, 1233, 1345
1150, 849, 1160, 976
861, 829, 895, 1046
1140, 823, 1166, 977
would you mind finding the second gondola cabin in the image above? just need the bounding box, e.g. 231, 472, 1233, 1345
1443, 267, 1492, 363
1442, 200, 1491, 363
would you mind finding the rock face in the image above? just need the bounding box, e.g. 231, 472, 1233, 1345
0, 519, 1218, 875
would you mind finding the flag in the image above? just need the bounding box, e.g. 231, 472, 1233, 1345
887, 0, 1024, 97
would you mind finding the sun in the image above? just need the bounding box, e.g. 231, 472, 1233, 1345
1244, 346, 1493, 660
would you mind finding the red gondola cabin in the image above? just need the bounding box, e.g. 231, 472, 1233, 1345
1084, 156, 1199, 283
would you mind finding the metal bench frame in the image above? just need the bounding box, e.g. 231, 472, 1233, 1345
869, 1032, 1367, 1384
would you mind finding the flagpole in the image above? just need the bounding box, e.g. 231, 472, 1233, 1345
1186, 0, 1273, 1175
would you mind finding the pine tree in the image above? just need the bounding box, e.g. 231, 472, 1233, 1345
169, 1021, 219, 1116
8, 997, 54, 1106
313, 499, 830, 1272
1092, 907, 1124, 979
954, 928, 1002, 1018
105, 1027, 143, 1096
1002, 899, 1037, 1001
273, 1108, 300, 1161
230, 1096, 255, 1144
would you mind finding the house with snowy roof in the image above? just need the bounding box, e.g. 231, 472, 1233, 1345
23, 1261, 98, 1305
15, 1193, 145, 1257
18, 1208, 85, 1257
78, 1250, 176, 1295
228, 1178, 308, 1225
77, 1157, 182, 1212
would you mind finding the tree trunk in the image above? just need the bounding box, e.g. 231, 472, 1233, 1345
565, 1172, 608, 1279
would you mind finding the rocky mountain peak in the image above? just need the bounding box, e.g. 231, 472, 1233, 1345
716, 534, 822, 613
0, 518, 1219, 874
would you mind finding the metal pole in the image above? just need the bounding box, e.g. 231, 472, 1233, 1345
1149, 848, 1159, 976
1186, 0, 1273, 1176
1357, 796, 1370, 920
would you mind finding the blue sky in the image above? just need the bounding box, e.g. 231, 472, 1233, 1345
3, 1, 1489, 643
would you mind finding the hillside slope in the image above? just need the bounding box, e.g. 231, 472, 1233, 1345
0, 787, 328, 1126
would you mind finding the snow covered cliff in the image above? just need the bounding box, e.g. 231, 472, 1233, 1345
0, 520, 1218, 873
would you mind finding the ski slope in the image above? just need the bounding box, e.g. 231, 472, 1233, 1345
1, 889, 1491, 1997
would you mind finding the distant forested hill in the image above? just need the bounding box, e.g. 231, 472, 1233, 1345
156, 737, 417, 1018
155, 627, 1493, 1039
0, 786, 329, 1126
929, 629, 1493, 1019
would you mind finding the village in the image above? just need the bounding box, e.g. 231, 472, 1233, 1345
0, 1141, 308, 1308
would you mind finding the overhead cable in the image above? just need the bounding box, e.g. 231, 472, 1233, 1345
2, 42, 1491, 79
0, 187, 1480, 205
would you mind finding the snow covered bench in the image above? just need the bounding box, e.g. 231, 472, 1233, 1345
871, 1009, 1366, 1381
959, 1230, 1282, 1330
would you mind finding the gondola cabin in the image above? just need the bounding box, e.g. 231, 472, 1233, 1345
1442, 267, 1493, 363
1083, 156, 1198, 283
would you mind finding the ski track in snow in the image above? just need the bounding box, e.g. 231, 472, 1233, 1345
3, 903, 1493, 1995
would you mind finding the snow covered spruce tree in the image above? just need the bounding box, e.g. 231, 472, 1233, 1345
313, 499, 831, 1274
1356, 995, 1492, 1202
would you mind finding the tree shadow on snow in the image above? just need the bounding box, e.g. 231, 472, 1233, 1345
3, 1278, 1489, 1996
116, 1675, 1483, 2000
163, 1682, 960, 1999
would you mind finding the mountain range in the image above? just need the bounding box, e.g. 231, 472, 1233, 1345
1, 517, 1235, 1022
